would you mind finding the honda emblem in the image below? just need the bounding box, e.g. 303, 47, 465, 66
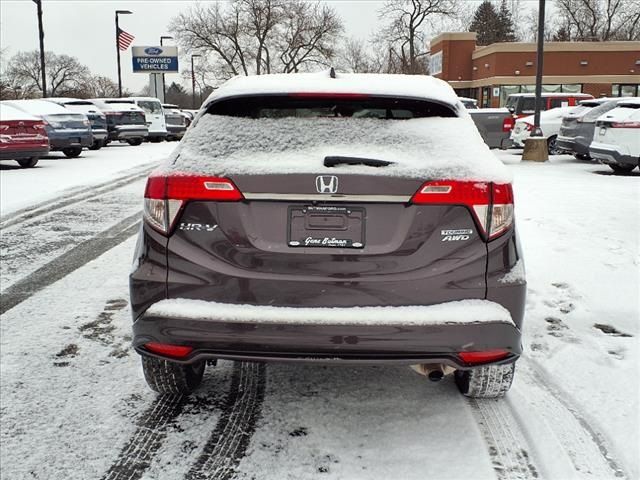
315, 175, 339, 194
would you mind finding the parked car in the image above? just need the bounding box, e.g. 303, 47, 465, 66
90, 99, 149, 146
162, 104, 187, 141
3, 99, 92, 158
590, 98, 640, 173
467, 108, 514, 149
557, 98, 629, 160
124, 97, 167, 142
130, 72, 525, 399
0, 103, 49, 168
459, 96, 478, 109
505, 93, 594, 118
46, 98, 108, 150
510, 106, 577, 154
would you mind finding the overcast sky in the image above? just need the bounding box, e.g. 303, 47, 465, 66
0, 1, 386, 92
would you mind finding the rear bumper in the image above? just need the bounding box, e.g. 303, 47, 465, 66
49, 133, 92, 150
109, 127, 148, 140
166, 125, 186, 137
0, 146, 49, 159
132, 299, 522, 367
589, 143, 636, 167
556, 135, 575, 153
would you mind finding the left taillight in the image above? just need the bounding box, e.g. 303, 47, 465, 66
410, 180, 514, 241
143, 173, 243, 235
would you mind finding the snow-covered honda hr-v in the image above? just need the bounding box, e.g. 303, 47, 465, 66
129, 71, 526, 398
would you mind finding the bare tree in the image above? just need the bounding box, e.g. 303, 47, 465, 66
4, 50, 90, 97
79, 75, 120, 98
375, 0, 458, 75
337, 37, 380, 73
169, 0, 343, 82
554, 0, 640, 40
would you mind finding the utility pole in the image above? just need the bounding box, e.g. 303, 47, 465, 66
191, 54, 201, 109
160, 36, 173, 102
32, 0, 46, 97
532, 0, 546, 137
115, 10, 132, 98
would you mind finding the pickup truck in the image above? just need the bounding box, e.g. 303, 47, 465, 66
467, 107, 514, 149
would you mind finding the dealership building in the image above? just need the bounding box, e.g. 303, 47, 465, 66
429, 32, 640, 107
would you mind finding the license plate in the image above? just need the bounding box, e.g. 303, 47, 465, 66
288, 205, 365, 249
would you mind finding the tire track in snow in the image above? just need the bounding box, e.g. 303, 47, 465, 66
0, 164, 153, 229
101, 394, 187, 480
185, 362, 267, 480
469, 397, 540, 480
513, 359, 627, 479
0, 213, 140, 315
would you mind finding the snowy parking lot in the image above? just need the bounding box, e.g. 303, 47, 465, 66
0, 144, 638, 480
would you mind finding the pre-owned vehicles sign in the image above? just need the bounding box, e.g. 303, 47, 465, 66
132, 46, 179, 73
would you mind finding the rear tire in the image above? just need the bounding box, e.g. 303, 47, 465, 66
149, 137, 163, 143
126, 138, 143, 146
141, 356, 205, 395
88, 140, 103, 151
609, 163, 635, 174
455, 362, 515, 398
547, 135, 559, 155
17, 157, 39, 168
62, 147, 82, 158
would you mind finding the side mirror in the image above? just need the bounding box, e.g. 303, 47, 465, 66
508, 106, 515, 114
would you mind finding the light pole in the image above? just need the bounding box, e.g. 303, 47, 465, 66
32, 0, 46, 97
115, 10, 132, 98
191, 54, 201, 109
531, 0, 546, 137
160, 35, 173, 102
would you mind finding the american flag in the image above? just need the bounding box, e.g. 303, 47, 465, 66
117, 28, 135, 51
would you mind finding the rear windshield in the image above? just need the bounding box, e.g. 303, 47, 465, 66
207, 96, 456, 119
164, 94, 511, 183
138, 101, 162, 114
582, 101, 624, 122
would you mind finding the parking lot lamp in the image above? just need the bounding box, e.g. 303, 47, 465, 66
191, 54, 201, 109
32, 0, 46, 97
160, 36, 173, 101
531, 0, 546, 137
115, 10, 133, 98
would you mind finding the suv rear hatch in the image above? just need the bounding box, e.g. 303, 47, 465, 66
147, 95, 513, 308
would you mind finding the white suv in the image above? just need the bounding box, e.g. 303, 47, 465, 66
589, 98, 640, 173
124, 97, 167, 142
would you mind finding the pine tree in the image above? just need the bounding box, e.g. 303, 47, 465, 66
469, 0, 518, 45
469, 1, 501, 46
497, 0, 517, 42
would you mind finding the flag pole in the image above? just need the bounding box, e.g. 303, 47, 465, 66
115, 10, 132, 98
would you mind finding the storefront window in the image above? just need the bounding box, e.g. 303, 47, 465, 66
561, 84, 582, 93
611, 84, 639, 97
542, 84, 561, 93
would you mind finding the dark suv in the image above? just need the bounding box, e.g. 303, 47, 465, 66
130, 72, 526, 399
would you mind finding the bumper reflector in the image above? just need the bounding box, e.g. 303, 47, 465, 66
144, 342, 193, 359
458, 349, 510, 365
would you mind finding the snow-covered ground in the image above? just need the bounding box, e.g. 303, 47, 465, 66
0, 145, 638, 480
0, 142, 171, 216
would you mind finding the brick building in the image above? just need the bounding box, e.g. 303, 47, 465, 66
429, 32, 640, 107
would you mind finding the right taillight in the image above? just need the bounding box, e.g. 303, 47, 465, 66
411, 180, 514, 241
143, 173, 243, 235
502, 116, 514, 132
610, 121, 640, 128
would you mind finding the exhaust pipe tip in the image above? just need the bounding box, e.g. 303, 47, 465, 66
428, 370, 444, 382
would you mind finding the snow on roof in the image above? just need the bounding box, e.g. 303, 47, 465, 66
2, 99, 69, 116
517, 106, 577, 123
203, 71, 461, 108
507, 92, 593, 98
89, 99, 144, 112
617, 97, 640, 107
165, 114, 511, 183
0, 102, 41, 121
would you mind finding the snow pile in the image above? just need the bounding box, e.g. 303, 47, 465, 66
146, 298, 514, 326
165, 115, 512, 183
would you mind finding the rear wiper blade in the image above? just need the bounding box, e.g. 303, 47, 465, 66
324, 156, 394, 168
